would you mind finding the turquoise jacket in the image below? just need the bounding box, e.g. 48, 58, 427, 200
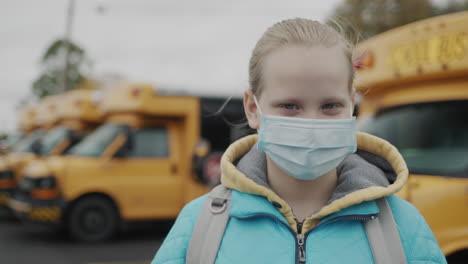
152, 133, 446, 263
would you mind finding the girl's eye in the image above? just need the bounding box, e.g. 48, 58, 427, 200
321, 103, 340, 110
279, 103, 299, 110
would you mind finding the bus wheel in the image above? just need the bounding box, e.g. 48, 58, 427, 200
67, 196, 119, 242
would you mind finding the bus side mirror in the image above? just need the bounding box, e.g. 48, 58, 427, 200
68, 130, 82, 144
114, 127, 133, 158
31, 140, 42, 155
123, 127, 134, 152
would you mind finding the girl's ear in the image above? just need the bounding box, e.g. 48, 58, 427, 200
243, 90, 260, 129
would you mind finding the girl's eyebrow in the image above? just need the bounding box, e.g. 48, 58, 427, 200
270, 98, 303, 105
270, 95, 347, 105
321, 95, 348, 102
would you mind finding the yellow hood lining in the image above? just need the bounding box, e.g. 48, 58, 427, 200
220, 132, 409, 232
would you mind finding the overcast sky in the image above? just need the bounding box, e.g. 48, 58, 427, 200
1, 0, 348, 132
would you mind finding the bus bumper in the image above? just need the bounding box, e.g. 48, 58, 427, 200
0, 189, 12, 206
8, 193, 64, 224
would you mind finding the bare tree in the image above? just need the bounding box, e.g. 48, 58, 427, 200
328, 0, 467, 39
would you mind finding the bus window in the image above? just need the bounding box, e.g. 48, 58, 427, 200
39, 126, 69, 155
126, 127, 169, 158
13, 130, 44, 153
360, 100, 468, 177
69, 124, 126, 157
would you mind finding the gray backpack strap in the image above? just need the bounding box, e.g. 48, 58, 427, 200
365, 197, 407, 264
186, 185, 232, 264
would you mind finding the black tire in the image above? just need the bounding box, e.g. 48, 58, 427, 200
67, 196, 119, 242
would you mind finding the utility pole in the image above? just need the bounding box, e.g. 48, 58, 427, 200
62, 0, 76, 93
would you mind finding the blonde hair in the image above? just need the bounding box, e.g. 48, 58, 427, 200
249, 18, 356, 96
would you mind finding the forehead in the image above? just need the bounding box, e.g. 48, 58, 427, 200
261, 44, 350, 98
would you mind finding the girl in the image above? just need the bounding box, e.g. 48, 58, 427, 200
152, 18, 446, 264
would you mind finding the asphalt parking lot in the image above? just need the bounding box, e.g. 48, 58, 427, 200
0, 210, 171, 264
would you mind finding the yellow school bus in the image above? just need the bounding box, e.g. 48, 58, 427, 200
9, 83, 246, 242
0, 105, 38, 155
0, 105, 38, 207
18, 104, 39, 135
355, 11, 468, 259
0, 96, 61, 209
0, 91, 103, 212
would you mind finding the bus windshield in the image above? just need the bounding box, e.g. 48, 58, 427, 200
68, 124, 126, 157
12, 130, 44, 153
39, 126, 70, 156
359, 100, 468, 177
5, 133, 24, 148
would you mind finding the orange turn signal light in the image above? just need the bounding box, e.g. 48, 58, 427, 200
0, 179, 15, 189
31, 189, 59, 200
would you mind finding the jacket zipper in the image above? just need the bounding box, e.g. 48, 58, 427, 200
298, 214, 378, 263
233, 213, 378, 264
297, 233, 306, 263
296, 219, 305, 263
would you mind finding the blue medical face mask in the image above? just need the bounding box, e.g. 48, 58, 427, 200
253, 96, 357, 181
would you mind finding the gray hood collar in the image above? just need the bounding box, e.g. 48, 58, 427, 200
235, 145, 397, 204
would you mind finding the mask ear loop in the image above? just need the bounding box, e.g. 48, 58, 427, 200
253, 95, 264, 150
253, 95, 263, 115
